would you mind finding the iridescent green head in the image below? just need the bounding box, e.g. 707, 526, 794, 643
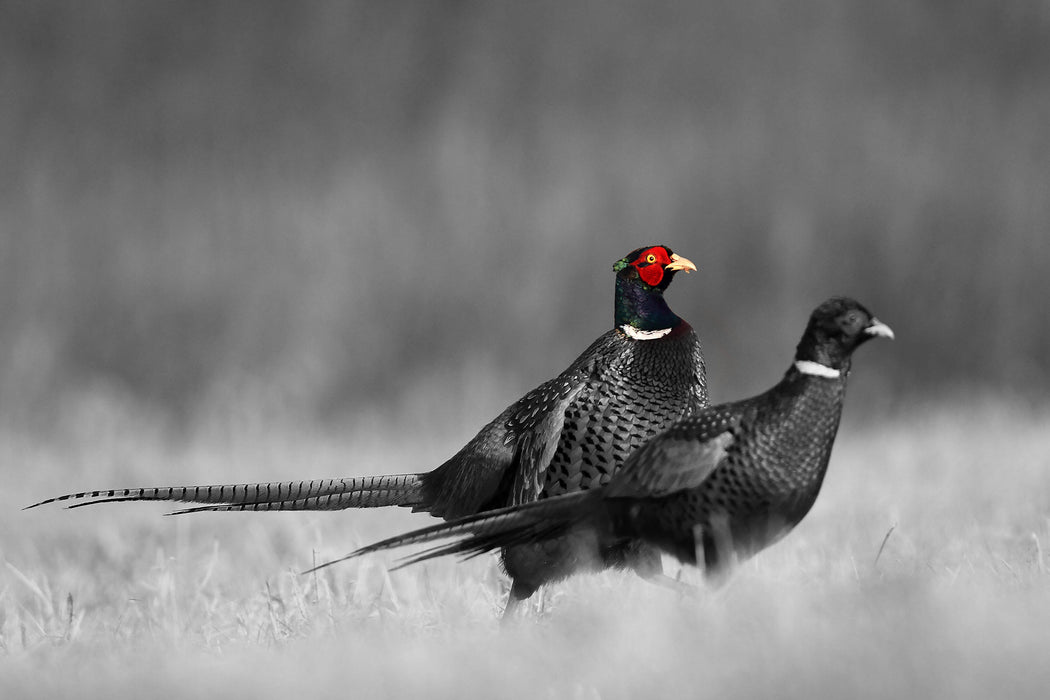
613, 245, 697, 331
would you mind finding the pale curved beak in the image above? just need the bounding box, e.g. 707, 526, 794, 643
665, 253, 697, 273
865, 318, 895, 340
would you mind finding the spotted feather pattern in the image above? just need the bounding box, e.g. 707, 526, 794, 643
506, 323, 707, 505
491, 321, 706, 596
634, 370, 848, 569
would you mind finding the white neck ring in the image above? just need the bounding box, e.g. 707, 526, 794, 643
621, 325, 673, 340
795, 360, 841, 378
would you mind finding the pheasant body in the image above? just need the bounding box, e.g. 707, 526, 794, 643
498, 320, 705, 599
529, 323, 704, 501
616, 368, 847, 572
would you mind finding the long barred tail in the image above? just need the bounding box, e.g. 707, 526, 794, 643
23, 475, 427, 513
308, 490, 603, 573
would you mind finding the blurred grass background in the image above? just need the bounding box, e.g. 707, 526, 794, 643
2, 0, 1048, 439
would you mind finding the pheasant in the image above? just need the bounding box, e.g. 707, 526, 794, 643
27, 245, 708, 614
314, 297, 893, 594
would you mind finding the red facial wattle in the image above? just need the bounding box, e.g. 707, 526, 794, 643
631, 247, 672, 286
638, 263, 664, 286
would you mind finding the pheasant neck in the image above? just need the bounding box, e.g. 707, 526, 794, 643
614, 275, 682, 333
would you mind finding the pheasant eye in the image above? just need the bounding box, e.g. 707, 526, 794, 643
840, 311, 862, 332
646, 254, 657, 264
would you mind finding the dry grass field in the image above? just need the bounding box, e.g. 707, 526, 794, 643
4, 396, 1050, 698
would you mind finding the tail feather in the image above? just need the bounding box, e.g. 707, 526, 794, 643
24, 475, 426, 512
393, 518, 578, 569
308, 490, 601, 573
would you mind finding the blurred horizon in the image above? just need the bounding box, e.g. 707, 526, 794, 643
3, 1, 1049, 439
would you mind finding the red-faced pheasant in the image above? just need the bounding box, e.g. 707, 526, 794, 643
313, 298, 893, 592
27, 245, 708, 613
